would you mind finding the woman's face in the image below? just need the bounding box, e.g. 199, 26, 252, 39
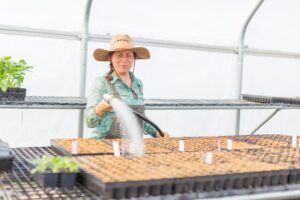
110, 50, 134, 76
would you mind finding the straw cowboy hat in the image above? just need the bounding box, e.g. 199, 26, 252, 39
93, 34, 150, 61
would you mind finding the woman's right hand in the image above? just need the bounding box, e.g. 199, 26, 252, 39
95, 100, 113, 117
156, 131, 170, 138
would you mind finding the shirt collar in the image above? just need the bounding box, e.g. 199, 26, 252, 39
111, 71, 136, 84
111, 71, 118, 84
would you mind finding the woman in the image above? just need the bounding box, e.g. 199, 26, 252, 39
85, 34, 169, 139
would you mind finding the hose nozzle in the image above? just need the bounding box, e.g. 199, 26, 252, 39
103, 94, 114, 102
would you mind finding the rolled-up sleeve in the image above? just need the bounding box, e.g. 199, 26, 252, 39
85, 77, 106, 128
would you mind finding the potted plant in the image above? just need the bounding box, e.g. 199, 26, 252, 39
30, 155, 80, 189
56, 156, 80, 189
30, 155, 60, 188
0, 56, 33, 101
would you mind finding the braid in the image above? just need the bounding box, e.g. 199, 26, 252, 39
105, 61, 114, 81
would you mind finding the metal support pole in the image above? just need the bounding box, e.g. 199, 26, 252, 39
251, 109, 281, 135
235, 0, 264, 135
2, 25, 300, 59
78, 0, 93, 138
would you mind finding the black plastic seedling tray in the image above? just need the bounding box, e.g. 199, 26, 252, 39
78, 168, 294, 199
242, 94, 300, 105
51, 141, 74, 156
78, 169, 178, 199
287, 169, 300, 184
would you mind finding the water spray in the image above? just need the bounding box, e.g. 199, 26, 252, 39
103, 94, 165, 137
103, 94, 114, 102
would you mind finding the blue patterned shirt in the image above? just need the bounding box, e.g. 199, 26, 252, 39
85, 71, 157, 138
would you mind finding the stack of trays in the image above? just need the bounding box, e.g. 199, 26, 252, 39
0, 139, 13, 172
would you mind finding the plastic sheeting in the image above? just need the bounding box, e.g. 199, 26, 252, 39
0, 0, 300, 147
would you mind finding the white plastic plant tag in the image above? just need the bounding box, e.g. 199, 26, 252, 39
71, 140, 78, 154
179, 140, 185, 152
227, 139, 233, 150
113, 141, 121, 157
292, 135, 297, 148
205, 152, 213, 164
217, 139, 221, 151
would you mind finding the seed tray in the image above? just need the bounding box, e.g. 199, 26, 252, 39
146, 137, 217, 152
272, 97, 300, 105
51, 138, 114, 156
78, 170, 176, 199
102, 138, 175, 154
52, 136, 283, 157
191, 136, 263, 150
51, 135, 300, 157
75, 151, 292, 198
161, 136, 263, 151
232, 135, 298, 149
242, 94, 300, 105
242, 94, 273, 103
52, 138, 177, 156
232, 147, 300, 169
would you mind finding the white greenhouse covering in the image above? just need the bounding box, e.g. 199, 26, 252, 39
0, 0, 300, 147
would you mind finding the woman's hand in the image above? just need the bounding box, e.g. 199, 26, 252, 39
95, 100, 113, 117
155, 131, 170, 138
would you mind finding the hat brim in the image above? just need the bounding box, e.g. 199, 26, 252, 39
93, 47, 150, 61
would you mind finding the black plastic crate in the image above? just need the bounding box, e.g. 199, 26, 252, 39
0, 151, 14, 172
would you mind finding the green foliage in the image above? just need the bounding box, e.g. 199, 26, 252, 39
0, 56, 33, 92
30, 155, 80, 174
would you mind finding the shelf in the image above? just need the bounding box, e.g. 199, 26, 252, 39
1, 96, 300, 110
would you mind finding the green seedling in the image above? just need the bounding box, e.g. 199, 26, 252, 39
30, 155, 80, 174
0, 56, 33, 92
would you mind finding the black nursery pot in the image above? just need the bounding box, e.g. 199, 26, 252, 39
33, 172, 59, 188
60, 172, 78, 189
7, 88, 26, 101
0, 90, 8, 101
0, 88, 26, 101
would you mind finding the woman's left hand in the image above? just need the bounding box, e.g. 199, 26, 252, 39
155, 131, 170, 138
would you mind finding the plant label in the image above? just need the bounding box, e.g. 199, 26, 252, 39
217, 139, 221, 151
227, 139, 233, 150
113, 141, 121, 157
71, 140, 77, 154
205, 152, 213, 164
292, 135, 297, 148
179, 140, 185, 152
